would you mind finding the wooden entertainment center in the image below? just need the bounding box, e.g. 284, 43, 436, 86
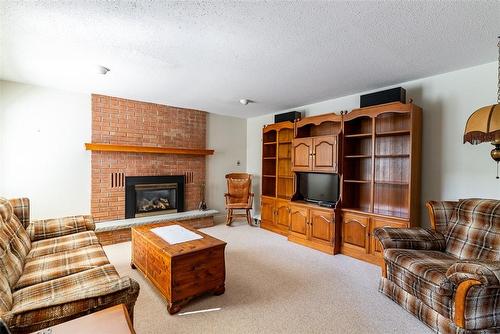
260, 102, 422, 264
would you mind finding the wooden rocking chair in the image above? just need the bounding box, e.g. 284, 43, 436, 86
224, 173, 254, 226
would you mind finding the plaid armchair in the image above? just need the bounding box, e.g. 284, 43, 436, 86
375, 198, 499, 334
0, 197, 140, 333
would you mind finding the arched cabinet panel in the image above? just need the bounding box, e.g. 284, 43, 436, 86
289, 205, 308, 239
292, 139, 313, 171
312, 136, 338, 173
310, 209, 334, 244
342, 212, 369, 253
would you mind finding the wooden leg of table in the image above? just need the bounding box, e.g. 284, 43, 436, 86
167, 302, 182, 315
213, 284, 225, 296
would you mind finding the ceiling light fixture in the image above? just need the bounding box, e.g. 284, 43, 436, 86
239, 99, 254, 105
95, 65, 110, 75
463, 37, 500, 178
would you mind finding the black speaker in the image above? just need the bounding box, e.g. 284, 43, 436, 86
360, 87, 406, 108
274, 111, 302, 124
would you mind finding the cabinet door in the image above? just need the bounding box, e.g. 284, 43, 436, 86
309, 209, 334, 245
289, 204, 309, 240
312, 136, 338, 173
342, 212, 370, 253
370, 218, 408, 257
260, 197, 275, 227
292, 138, 313, 172
275, 199, 290, 231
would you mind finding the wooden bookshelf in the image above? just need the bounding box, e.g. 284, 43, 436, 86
257, 102, 422, 264
340, 102, 422, 265
261, 121, 296, 236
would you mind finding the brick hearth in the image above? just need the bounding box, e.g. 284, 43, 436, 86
95, 216, 215, 246
91, 94, 207, 222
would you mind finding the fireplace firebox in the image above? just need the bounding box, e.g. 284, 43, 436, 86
125, 176, 184, 219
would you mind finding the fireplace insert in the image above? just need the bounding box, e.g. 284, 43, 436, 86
125, 175, 184, 219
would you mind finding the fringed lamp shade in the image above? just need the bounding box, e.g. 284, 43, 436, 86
464, 37, 500, 178
464, 103, 500, 178
463, 104, 500, 145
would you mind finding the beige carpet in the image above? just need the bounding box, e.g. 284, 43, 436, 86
103, 222, 431, 334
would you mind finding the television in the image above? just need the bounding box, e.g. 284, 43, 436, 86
297, 173, 340, 204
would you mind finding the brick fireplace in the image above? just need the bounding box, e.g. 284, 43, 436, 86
90, 94, 206, 222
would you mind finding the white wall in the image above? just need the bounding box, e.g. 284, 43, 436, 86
206, 113, 247, 223
247, 62, 500, 226
0, 80, 91, 219
3, 61, 499, 224
0, 80, 247, 222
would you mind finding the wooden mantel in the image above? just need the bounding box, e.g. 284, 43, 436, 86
85, 143, 214, 156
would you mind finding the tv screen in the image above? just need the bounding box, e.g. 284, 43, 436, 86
298, 173, 339, 203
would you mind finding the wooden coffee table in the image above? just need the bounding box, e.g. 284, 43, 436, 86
131, 221, 226, 314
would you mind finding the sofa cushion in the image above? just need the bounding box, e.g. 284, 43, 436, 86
0, 220, 24, 288
2, 264, 139, 333
0, 273, 12, 315
10, 264, 132, 315
27, 215, 95, 241
8, 198, 30, 229
28, 231, 100, 258
15, 245, 109, 290
0, 198, 13, 223
426, 200, 458, 235
0, 198, 30, 263
0, 223, 28, 267
384, 249, 457, 318
445, 199, 500, 261
3, 216, 31, 259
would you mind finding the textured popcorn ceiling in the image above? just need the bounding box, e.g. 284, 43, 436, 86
1, 1, 499, 118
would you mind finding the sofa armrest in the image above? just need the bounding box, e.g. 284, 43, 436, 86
374, 227, 446, 251
27, 215, 95, 241
447, 261, 500, 329
446, 260, 500, 286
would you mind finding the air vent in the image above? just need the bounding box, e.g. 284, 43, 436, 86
184, 171, 194, 184
111, 172, 125, 188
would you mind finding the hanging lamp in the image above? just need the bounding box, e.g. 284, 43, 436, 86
463, 37, 500, 178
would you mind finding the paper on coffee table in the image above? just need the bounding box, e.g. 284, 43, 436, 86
151, 225, 203, 245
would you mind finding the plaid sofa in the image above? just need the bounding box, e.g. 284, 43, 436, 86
0, 197, 140, 333
375, 198, 499, 334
